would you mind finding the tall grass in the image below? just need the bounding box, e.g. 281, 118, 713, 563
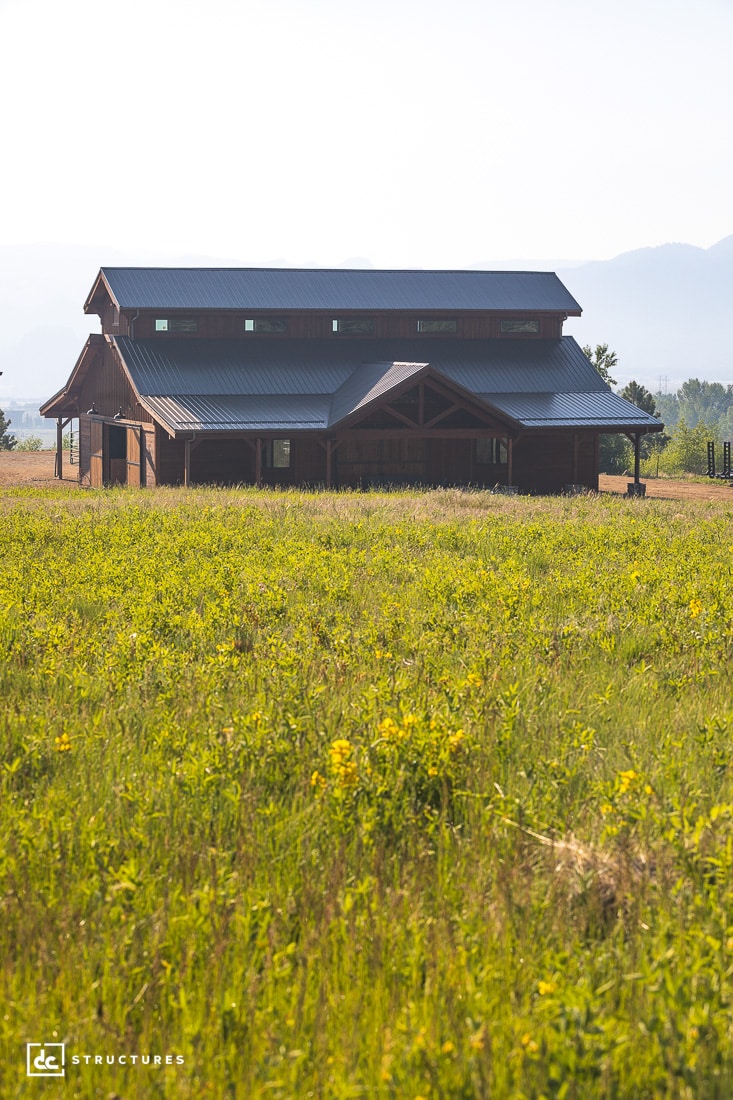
2, 486, 733, 1097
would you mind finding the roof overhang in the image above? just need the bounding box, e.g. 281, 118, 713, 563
84, 270, 119, 317
40, 334, 105, 417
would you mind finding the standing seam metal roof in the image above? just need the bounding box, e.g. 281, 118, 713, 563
96, 267, 582, 313
112, 336, 662, 434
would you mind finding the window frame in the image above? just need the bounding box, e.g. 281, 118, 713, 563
154, 317, 199, 334
263, 439, 292, 469
331, 318, 375, 336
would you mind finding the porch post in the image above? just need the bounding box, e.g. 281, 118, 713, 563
507, 436, 513, 486
56, 418, 63, 480
255, 438, 262, 487
326, 439, 332, 489
184, 438, 192, 487
634, 433, 641, 484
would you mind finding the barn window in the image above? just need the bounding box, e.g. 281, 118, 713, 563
500, 319, 539, 334
417, 319, 457, 334
332, 318, 374, 335
155, 318, 199, 334
475, 438, 507, 464
245, 318, 288, 333
264, 439, 291, 468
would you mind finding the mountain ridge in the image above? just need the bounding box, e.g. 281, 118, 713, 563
1, 238, 731, 401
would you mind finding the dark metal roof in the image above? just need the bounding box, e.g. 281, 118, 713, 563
93, 267, 582, 314
486, 391, 664, 429
112, 335, 661, 436
142, 395, 331, 432
115, 336, 602, 397
329, 361, 429, 425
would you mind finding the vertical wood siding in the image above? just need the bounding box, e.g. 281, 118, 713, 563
124, 311, 565, 341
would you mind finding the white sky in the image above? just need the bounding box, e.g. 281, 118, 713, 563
1, 0, 732, 268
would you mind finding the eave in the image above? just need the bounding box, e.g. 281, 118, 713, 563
84, 269, 120, 317
40, 334, 105, 417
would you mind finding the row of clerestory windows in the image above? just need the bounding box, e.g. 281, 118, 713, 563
153, 317, 541, 336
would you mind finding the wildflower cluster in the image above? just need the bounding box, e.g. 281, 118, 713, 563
328, 739, 359, 790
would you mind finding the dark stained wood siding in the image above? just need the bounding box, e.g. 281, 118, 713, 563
334, 438, 428, 487
124, 311, 565, 341
512, 431, 598, 493
78, 343, 153, 423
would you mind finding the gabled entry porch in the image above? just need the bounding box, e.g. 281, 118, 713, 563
325, 367, 518, 488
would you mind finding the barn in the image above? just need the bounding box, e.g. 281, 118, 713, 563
41, 267, 662, 492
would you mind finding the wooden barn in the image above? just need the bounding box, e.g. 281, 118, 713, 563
41, 267, 662, 492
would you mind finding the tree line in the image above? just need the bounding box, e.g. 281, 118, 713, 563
584, 344, 733, 477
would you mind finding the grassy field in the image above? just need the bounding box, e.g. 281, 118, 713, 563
2, 485, 733, 1098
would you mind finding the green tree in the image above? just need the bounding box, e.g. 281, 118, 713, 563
0, 408, 17, 450
587, 345, 625, 472
621, 381, 669, 460
659, 418, 718, 476
621, 380, 656, 415
582, 343, 618, 387
677, 379, 733, 429
599, 433, 631, 474
17, 436, 43, 452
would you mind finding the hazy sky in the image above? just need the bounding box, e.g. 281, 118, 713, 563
1, 0, 731, 268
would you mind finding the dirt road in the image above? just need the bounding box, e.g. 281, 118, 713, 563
1, 450, 731, 501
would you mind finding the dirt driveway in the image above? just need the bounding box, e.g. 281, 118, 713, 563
0, 450, 73, 486
1, 450, 731, 502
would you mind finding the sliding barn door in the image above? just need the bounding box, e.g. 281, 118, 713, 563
126, 425, 143, 487
89, 420, 103, 487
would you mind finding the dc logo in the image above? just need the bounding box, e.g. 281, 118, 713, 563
26, 1043, 65, 1077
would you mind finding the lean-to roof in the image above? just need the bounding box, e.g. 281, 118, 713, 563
109, 336, 662, 436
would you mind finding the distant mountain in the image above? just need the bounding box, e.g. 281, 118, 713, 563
1, 239, 731, 402
0, 244, 251, 401
558, 239, 733, 392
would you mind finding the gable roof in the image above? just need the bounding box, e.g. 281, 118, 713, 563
107, 335, 662, 436
86, 267, 582, 315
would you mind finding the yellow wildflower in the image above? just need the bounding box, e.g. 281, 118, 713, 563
378, 716, 401, 740
618, 768, 638, 794
538, 980, 556, 996
54, 733, 71, 753
328, 739, 358, 787
689, 598, 702, 618
448, 729, 465, 752
469, 1029, 485, 1051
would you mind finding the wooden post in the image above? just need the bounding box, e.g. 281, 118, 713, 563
184, 438, 192, 487
507, 436, 513, 486
572, 431, 579, 483
56, 418, 63, 479
255, 438, 262, 487
326, 439, 332, 489
634, 433, 641, 484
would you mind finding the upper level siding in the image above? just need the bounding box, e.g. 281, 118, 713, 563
107, 310, 565, 340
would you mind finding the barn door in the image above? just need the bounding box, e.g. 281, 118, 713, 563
89, 420, 103, 487
126, 425, 143, 487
